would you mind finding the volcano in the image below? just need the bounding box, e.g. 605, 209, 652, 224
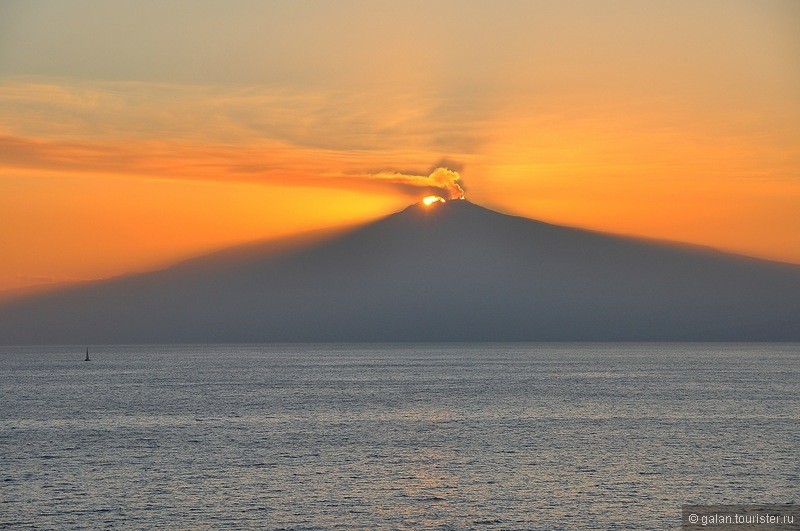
2, 200, 799, 344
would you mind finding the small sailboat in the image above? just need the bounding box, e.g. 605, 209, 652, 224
84, 348, 90, 362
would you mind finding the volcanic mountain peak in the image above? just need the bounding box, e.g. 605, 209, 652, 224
380, 198, 543, 239
1, 200, 799, 343
407, 197, 495, 215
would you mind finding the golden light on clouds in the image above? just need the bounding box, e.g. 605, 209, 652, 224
376, 167, 466, 200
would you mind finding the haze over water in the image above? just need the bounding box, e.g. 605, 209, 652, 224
1, 343, 798, 529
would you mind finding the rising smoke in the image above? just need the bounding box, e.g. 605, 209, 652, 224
375, 167, 466, 200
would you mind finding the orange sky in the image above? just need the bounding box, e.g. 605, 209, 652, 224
1, 1, 799, 292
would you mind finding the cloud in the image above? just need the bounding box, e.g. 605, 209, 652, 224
0, 133, 471, 200
0, 78, 489, 153
374, 167, 466, 200
0, 78, 486, 200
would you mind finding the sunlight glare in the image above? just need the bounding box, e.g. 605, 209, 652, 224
422, 195, 445, 206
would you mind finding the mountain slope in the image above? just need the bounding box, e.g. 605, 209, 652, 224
2, 200, 799, 343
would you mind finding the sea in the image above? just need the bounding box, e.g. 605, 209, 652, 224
1, 343, 798, 529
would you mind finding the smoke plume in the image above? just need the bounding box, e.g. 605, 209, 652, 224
375, 167, 466, 200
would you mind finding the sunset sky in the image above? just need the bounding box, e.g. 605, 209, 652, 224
1, 0, 799, 292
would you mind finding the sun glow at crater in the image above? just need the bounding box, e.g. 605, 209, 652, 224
422, 195, 446, 206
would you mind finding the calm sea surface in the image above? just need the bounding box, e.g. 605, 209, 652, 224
1, 344, 798, 529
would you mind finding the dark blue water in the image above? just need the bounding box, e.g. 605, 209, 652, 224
1, 344, 798, 529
